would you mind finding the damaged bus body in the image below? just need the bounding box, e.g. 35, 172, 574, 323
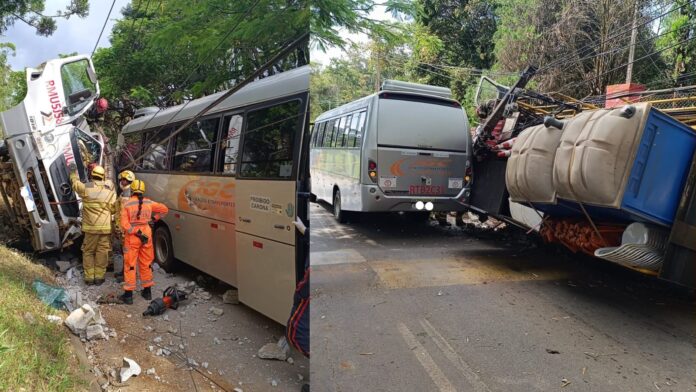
0, 55, 106, 252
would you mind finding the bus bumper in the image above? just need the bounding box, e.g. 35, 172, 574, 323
359, 184, 471, 212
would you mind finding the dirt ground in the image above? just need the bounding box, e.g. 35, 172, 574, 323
56, 258, 308, 392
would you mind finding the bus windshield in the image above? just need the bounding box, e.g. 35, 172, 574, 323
377, 95, 468, 152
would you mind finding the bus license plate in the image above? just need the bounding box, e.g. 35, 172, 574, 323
409, 185, 442, 195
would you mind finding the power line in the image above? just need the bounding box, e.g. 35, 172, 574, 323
537, 1, 687, 74
123, 31, 310, 170
558, 35, 696, 95
135, 0, 263, 149
91, 0, 117, 55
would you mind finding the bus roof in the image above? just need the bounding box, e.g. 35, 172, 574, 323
122, 65, 309, 134
314, 89, 460, 123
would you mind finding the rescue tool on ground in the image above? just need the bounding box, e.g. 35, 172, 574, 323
142, 286, 189, 316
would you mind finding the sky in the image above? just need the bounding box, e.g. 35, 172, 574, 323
310, 5, 399, 67
1, 0, 131, 71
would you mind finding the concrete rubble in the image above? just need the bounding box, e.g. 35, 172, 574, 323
209, 306, 224, 316
258, 337, 290, 361
45, 315, 62, 324
120, 357, 141, 383
65, 304, 108, 340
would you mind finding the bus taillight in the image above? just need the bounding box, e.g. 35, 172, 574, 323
465, 166, 472, 184
368, 159, 377, 182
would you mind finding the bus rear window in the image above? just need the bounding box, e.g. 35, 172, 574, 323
377, 96, 468, 152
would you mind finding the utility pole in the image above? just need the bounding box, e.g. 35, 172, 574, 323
625, 0, 639, 84
374, 42, 381, 92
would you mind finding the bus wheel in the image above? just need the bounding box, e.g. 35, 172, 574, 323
154, 225, 177, 272
333, 189, 347, 223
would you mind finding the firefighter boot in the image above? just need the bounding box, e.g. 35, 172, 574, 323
141, 287, 152, 300
119, 290, 133, 305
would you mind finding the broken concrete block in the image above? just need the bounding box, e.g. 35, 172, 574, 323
65, 304, 96, 335
154, 336, 163, 343
146, 368, 156, 375
120, 357, 141, 383
213, 337, 221, 345
209, 307, 224, 316
86, 324, 106, 340
222, 289, 240, 304
258, 338, 289, 361
202, 362, 208, 369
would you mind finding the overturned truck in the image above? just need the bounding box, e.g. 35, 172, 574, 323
0, 55, 109, 252
467, 70, 696, 288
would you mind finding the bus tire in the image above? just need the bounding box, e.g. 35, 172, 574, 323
333, 189, 347, 224
154, 225, 177, 272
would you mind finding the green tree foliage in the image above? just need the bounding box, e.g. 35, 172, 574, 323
0, 44, 26, 113
0, 0, 88, 36
311, 0, 415, 50
656, 0, 696, 86
93, 0, 309, 141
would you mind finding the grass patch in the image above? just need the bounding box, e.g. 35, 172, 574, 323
0, 244, 85, 391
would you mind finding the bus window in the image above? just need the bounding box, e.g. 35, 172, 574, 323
332, 116, 345, 147
346, 113, 360, 147
239, 99, 301, 179
340, 114, 353, 147
119, 133, 143, 168
322, 119, 335, 148
355, 111, 367, 147
329, 118, 341, 148
220, 114, 243, 174
142, 128, 172, 171
314, 122, 324, 147
310, 123, 318, 147
172, 117, 220, 172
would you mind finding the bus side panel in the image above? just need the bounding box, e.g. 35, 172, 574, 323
310, 148, 362, 210
236, 232, 295, 324
167, 211, 237, 286
138, 172, 238, 285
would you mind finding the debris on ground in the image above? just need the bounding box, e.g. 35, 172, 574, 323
32, 279, 68, 309
65, 304, 107, 340
120, 357, 141, 382
258, 337, 290, 361
222, 289, 240, 304
561, 378, 571, 387
145, 368, 156, 375
56, 260, 72, 273
209, 306, 224, 316
45, 315, 62, 324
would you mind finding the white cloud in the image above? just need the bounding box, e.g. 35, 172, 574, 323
1, 0, 131, 70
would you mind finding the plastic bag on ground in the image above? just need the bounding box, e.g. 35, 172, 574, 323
32, 279, 68, 309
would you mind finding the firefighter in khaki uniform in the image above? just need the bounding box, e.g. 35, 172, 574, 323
119, 180, 168, 304
69, 164, 117, 285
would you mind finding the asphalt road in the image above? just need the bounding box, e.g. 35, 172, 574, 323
309, 202, 696, 392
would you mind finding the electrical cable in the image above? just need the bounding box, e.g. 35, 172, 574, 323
91, 0, 117, 55
123, 31, 309, 170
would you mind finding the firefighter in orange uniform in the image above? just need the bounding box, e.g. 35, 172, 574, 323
119, 179, 168, 304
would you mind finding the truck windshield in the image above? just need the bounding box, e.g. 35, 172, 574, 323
61, 60, 96, 116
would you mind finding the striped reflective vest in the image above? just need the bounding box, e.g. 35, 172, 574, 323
71, 174, 117, 234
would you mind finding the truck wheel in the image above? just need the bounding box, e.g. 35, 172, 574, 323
333, 189, 347, 223
154, 225, 177, 272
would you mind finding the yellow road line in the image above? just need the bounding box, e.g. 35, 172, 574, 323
420, 319, 492, 392
398, 322, 456, 392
